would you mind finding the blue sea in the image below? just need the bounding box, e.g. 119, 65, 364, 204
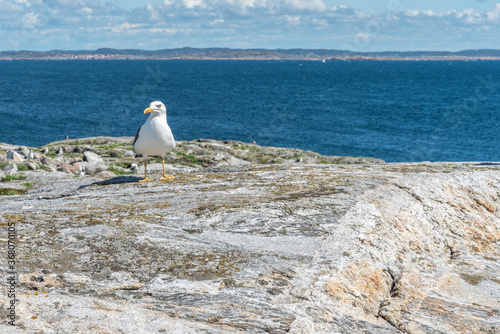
1, 60, 499, 162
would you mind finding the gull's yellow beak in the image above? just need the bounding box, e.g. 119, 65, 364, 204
144, 107, 153, 114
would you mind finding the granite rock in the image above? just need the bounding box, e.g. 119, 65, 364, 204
84, 161, 107, 175
16, 146, 30, 158
6, 151, 24, 161
84, 151, 104, 163
0, 161, 499, 333
25, 162, 37, 171
1, 163, 18, 175
41, 156, 57, 167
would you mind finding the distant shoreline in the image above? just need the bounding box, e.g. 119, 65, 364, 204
2, 56, 500, 61
2, 47, 500, 61
2, 57, 500, 61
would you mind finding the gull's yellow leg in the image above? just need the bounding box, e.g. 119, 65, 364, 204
160, 158, 175, 181
139, 159, 154, 182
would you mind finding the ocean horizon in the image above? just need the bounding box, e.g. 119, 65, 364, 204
1, 59, 499, 162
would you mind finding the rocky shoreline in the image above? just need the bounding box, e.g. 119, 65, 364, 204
0, 136, 383, 195
0, 137, 499, 333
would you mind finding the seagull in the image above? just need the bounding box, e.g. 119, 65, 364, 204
130, 163, 138, 173
27, 150, 34, 160
77, 165, 85, 177
133, 101, 176, 182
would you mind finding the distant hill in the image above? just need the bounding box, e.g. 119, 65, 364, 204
1, 47, 500, 60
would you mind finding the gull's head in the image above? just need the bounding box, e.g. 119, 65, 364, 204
144, 101, 166, 115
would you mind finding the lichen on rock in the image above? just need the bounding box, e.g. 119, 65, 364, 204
0, 138, 499, 333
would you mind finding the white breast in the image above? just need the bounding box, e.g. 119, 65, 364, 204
134, 115, 175, 156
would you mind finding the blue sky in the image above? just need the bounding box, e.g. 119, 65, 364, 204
1, 0, 499, 51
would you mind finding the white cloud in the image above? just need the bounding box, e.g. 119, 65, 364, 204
15, 0, 30, 7
463, 9, 475, 16
404, 10, 440, 17
79, 7, 93, 15
170, 0, 328, 14
2, 0, 500, 51
283, 15, 301, 25
283, 0, 326, 12
0, 0, 25, 12
312, 18, 328, 28
486, 3, 500, 22
148, 28, 178, 34
209, 19, 225, 25
22, 11, 41, 29
147, 3, 161, 20
405, 10, 420, 17
354, 32, 370, 40
181, 0, 206, 9
108, 22, 143, 33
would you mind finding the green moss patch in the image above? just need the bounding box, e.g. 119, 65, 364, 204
2, 174, 27, 182
0, 188, 27, 195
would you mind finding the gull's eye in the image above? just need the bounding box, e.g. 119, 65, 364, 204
157, 104, 162, 108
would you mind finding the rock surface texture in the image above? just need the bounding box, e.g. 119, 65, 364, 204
0, 139, 499, 333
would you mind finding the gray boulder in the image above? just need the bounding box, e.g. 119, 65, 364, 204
25, 162, 38, 170
6, 150, 24, 161
83, 151, 104, 163
73, 146, 85, 154
84, 161, 107, 175
1, 163, 18, 175
41, 156, 57, 167
16, 146, 30, 157
108, 149, 125, 157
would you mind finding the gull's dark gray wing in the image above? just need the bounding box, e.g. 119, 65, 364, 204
133, 126, 142, 146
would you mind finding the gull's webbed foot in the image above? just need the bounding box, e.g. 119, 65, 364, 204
160, 175, 175, 181
139, 177, 154, 183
